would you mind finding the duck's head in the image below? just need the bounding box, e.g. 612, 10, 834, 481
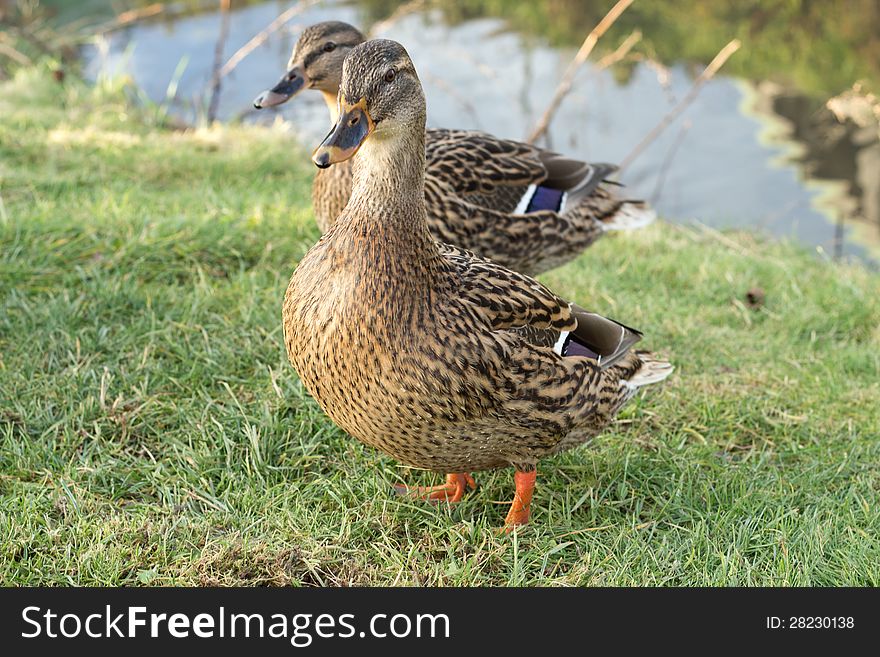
312, 39, 424, 168
253, 21, 364, 109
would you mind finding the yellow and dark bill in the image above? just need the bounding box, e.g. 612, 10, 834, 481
253, 67, 305, 109
312, 99, 374, 168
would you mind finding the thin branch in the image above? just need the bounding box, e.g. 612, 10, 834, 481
369, 0, 426, 37
619, 38, 741, 171
219, 0, 321, 79
93, 2, 167, 33
206, 0, 232, 124
650, 118, 691, 203
596, 29, 641, 69
114, 3, 166, 27
526, 0, 635, 144
0, 41, 32, 66
635, 54, 672, 96
527, 29, 640, 146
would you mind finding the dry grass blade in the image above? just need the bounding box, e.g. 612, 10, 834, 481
619, 38, 741, 171
526, 0, 635, 144
0, 188, 8, 225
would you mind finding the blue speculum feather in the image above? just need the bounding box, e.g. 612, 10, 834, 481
561, 335, 600, 360
526, 186, 565, 213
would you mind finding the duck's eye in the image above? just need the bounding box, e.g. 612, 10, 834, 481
323, 42, 336, 53
384, 68, 396, 83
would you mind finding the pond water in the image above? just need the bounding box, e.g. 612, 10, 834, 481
79, 0, 880, 264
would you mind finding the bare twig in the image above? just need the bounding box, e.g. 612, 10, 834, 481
619, 38, 741, 171
369, 0, 427, 37
596, 29, 641, 69
0, 41, 32, 66
636, 55, 677, 105
526, 0, 635, 144
526, 29, 639, 146
93, 2, 167, 34
650, 118, 691, 203
207, 0, 232, 124
220, 0, 321, 79
114, 3, 166, 27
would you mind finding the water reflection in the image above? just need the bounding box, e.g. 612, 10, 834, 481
81, 0, 880, 263
754, 84, 880, 255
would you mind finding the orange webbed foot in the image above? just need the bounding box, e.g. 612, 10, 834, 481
394, 472, 477, 503
502, 468, 537, 531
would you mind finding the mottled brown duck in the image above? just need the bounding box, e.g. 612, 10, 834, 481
256, 21, 655, 276
282, 39, 672, 529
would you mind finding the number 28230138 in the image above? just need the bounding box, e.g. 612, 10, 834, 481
766, 617, 854, 629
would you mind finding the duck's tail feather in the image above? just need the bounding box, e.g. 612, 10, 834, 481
558, 163, 655, 233
601, 200, 657, 232
541, 156, 597, 191
559, 161, 618, 204
560, 304, 643, 371
621, 353, 674, 391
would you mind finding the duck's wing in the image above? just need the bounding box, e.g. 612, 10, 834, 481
426, 129, 549, 213
425, 128, 619, 216
436, 243, 662, 450
439, 244, 641, 368
439, 242, 573, 334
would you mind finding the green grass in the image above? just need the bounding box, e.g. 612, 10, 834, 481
1, 67, 879, 586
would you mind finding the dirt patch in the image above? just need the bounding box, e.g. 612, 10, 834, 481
191, 541, 374, 587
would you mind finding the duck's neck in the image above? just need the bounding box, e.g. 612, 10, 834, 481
348, 129, 429, 231
322, 91, 340, 122
354, 126, 424, 195
335, 126, 440, 288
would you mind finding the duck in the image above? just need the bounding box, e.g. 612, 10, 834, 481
282, 38, 672, 529
256, 21, 655, 276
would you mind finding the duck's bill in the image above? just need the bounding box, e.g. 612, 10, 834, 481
312, 102, 374, 168
253, 68, 305, 109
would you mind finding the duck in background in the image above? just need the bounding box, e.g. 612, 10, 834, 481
256, 21, 655, 276
281, 38, 672, 529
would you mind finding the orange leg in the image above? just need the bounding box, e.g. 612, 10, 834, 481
394, 472, 477, 503
504, 468, 537, 529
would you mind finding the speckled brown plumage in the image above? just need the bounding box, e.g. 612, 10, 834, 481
282, 40, 673, 527
312, 158, 352, 233
257, 21, 655, 277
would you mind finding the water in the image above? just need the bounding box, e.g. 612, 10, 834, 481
81, 0, 880, 264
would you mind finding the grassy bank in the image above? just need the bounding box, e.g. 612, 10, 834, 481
1, 67, 879, 586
